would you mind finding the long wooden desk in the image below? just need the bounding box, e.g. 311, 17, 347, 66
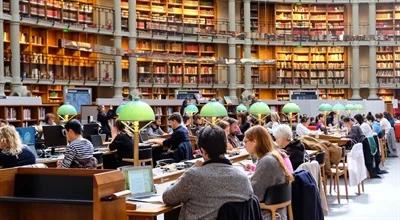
310, 134, 351, 146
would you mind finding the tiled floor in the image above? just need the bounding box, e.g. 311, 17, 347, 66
326, 155, 400, 220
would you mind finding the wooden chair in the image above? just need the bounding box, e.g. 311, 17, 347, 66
315, 151, 327, 196
259, 183, 293, 220
329, 148, 349, 204
379, 138, 387, 166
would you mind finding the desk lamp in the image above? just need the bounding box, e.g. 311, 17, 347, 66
345, 104, 355, 116
282, 102, 300, 129
332, 103, 345, 127
249, 102, 271, 125
118, 98, 155, 166
184, 104, 199, 116
57, 103, 77, 122
236, 104, 247, 114
354, 104, 363, 113
318, 103, 333, 126
199, 99, 228, 125
116, 103, 127, 116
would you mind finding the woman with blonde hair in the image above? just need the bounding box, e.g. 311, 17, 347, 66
244, 125, 293, 220
0, 126, 36, 168
265, 112, 280, 134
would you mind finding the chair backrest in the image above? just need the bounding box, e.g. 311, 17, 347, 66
315, 151, 325, 165
139, 147, 152, 160
173, 141, 193, 162
217, 194, 263, 220
264, 183, 292, 205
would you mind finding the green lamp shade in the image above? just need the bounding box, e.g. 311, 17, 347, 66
57, 104, 77, 116
116, 103, 127, 115
332, 103, 346, 112
118, 99, 155, 121
200, 100, 228, 117
345, 104, 355, 111
354, 104, 363, 111
184, 104, 199, 115
282, 102, 300, 114
249, 102, 271, 116
236, 104, 247, 113
318, 103, 332, 112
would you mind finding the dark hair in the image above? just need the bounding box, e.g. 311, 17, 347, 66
237, 113, 247, 125
155, 115, 161, 121
224, 117, 238, 125
217, 120, 229, 130
64, 119, 82, 135
375, 113, 383, 119
114, 120, 125, 132
353, 114, 364, 125
366, 112, 375, 122
316, 114, 324, 121
168, 113, 182, 124
193, 114, 201, 121
197, 125, 227, 159
97, 105, 104, 112
182, 114, 190, 124
44, 113, 55, 124
384, 112, 393, 121
342, 117, 352, 123
300, 115, 309, 123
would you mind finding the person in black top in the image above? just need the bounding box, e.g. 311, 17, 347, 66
343, 117, 365, 144
237, 113, 250, 135
97, 105, 115, 140
108, 120, 133, 168
152, 113, 192, 162
0, 125, 36, 168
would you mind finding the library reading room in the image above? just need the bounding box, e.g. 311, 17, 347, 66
1, 0, 400, 220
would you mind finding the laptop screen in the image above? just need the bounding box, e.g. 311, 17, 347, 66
125, 166, 154, 196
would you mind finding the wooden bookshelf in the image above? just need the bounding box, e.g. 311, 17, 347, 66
376, 46, 400, 84
274, 4, 345, 41
318, 89, 348, 100
0, 104, 58, 127
377, 89, 394, 102
18, 0, 94, 25
129, 0, 216, 35
376, 3, 400, 40
6, 24, 114, 83
276, 46, 346, 85
132, 39, 218, 99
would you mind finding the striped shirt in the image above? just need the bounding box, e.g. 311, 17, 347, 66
61, 137, 94, 168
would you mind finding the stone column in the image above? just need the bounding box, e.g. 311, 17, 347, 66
368, 3, 378, 99
128, 0, 138, 98
228, 0, 237, 98
113, 0, 123, 98
10, 0, 24, 94
243, 0, 252, 93
351, 46, 362, 99
351, 3, 361, 100
0, 0, 5, 96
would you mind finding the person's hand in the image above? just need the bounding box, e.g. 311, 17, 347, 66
56, 160, 63, 168
194, 160, 204, 167
111, 127, 118, 139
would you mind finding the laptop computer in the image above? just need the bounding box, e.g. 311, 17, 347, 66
119, 166, 159, 200
90, 135, 103, 149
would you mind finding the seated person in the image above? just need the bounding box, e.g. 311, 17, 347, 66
216, 120, 236, 152
109, 120, 133, 168
343, 117, 365, 144
315, 114, 327, 133
152, 113, 192, 162
162, 125, 253, 219
58, 120, 96, 168
273, 124, 305, 170
0, 125, 36, 168
296, 115, 316, 137
147, 115, 165, 137
225, 117, 242, 149
191, 114, 204, 136
243, 125, 293, 220
41, 113, 57, 126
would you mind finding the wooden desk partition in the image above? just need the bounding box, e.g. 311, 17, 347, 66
0, 168, 126, 220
